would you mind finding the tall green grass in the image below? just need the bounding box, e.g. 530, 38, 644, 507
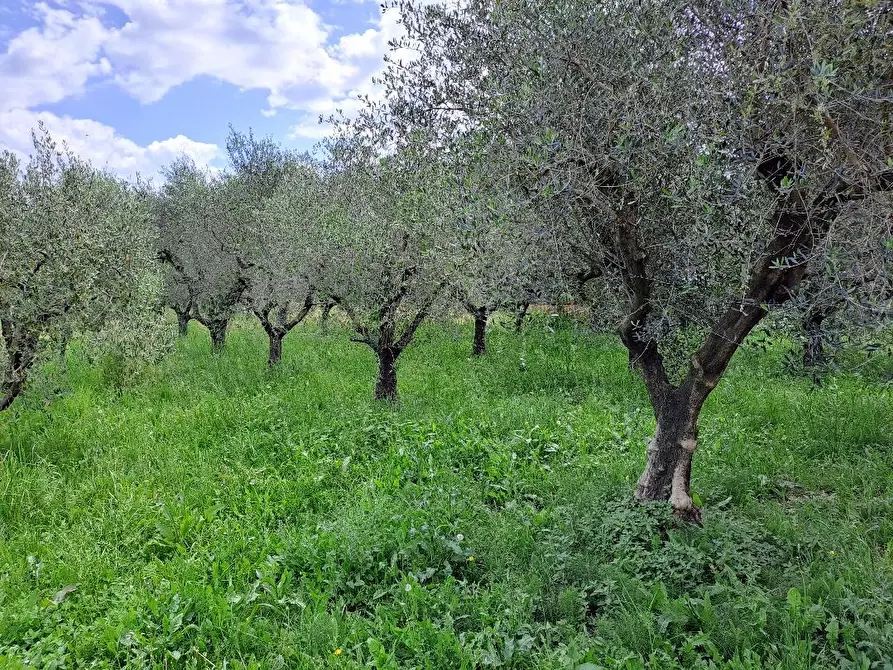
1, 316, 891, 668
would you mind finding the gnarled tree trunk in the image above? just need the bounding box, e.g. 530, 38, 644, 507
473, 313, 488, 356
635, 384, 708, 523
1, 319, 37, 413
802, 308, 829, 368
268, 330, 284, 366
375, 346, 399, 402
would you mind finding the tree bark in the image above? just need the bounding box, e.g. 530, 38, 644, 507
1, 318, 37, 413
268, 330, 284, 367
514, 302, 529, 333
208, 320, 228, 352
320, 301, 335, 335
0, 381, 22, 412
635, 385, 706, 523
473, 311, 488, 355
175, 309, 190, 337
375, 346, 399, 402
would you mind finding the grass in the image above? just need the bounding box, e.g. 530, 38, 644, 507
1, 314, 891, 669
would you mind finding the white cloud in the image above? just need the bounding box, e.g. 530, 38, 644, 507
0, 108, 220, 179
0, 3, 109, 110
99, 0, 358, 110
0, 0, 419, 176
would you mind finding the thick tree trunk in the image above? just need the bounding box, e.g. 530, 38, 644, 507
208, 321, 228, 352
375, 347, 399, 402
472, 312, 487, 356
635, 388, 705, 523
268, 330, 284, 367
175, 309, 190, 337
514, 302, 529, 333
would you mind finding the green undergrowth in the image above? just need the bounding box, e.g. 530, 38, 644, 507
1, 315, 891, 668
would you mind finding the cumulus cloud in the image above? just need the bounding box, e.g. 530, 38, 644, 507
0, 0, 414, 174
0, 108, 220, 179
0, 3, 109, 109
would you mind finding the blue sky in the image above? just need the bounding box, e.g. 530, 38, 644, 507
0, 0, 401, 178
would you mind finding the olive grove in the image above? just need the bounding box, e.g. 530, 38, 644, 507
1, 0, 889, 524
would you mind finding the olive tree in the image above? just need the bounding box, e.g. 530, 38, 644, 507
0, 127, 161, 412
380, 0, 892, 519
155, 158, 250, 352
226, 128, 320, 366
446, 135, 561, 355
319, 132, 455, 401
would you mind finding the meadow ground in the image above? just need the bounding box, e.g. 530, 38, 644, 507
1, 316, 891, 669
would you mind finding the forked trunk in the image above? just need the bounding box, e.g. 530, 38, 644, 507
635, 388, 705, 524
268, 330, 284, 367
472, 312, 487, 356
375, 347, 399, 402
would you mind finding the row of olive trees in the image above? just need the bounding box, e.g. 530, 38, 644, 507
153, 124, 566, 399
366, 0, 892, 520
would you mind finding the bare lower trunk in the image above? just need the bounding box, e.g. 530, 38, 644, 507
208, 321, 228, 352
802, 312, 827, 368
176, 309, 190, 337
635, 389, 704, 523
0, 380, 22, 412
321, 301, 335, 335
1, 319, 36, 413
473, 313, 487, 356
514, 303, 529, 333
375, 347, 399, 402
268, 330, 284, 367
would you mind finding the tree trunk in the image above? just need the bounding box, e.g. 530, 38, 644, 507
1, 319, 36, 413
321, 301, 335, 335
0, 380, 22, 412
268, 330, 284, 367
802, 311, 827, 368
472, 312, 488, 356
375, 346, 399, 402
635, 388, 705, 523
208, 321, 228, 352
514, 302, 529, 333
176, 309, 190, 337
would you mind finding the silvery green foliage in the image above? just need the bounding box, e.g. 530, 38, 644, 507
372, 0, 891, 514
0, 125, 166, 410
317, 129, 458, 398
383, 0, 890, 355
154, 157, 249, 348
225, 128, 320, 356
446, 133, 566, 317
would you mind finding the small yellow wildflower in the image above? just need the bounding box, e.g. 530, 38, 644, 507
334, 649, 342, 656
467, 555, 475, 563
828, 550, 836, 556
